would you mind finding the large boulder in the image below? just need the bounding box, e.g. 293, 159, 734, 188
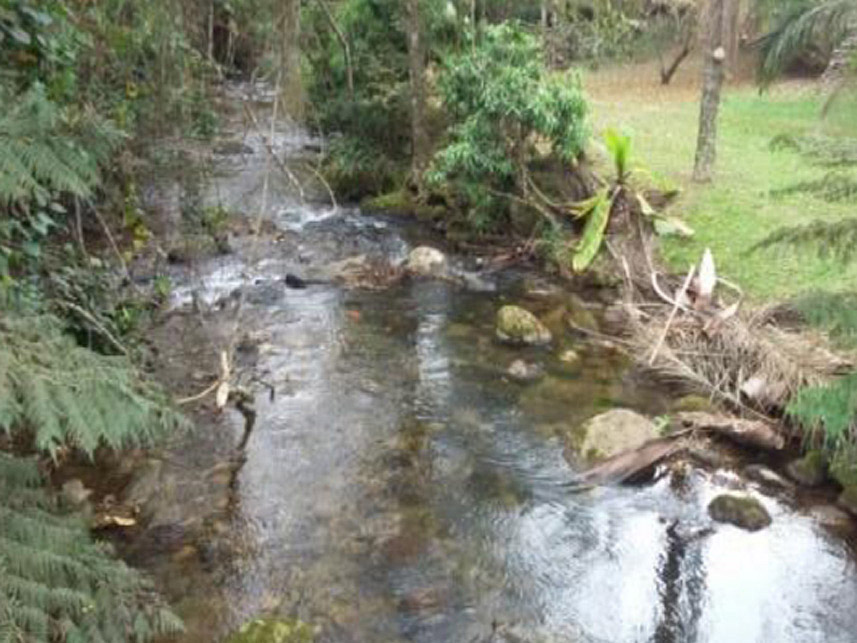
708, 494, 772, 531
495, 306, 552, 346
567, 409, 659, 465
406, 246, 447, 278
225, 618, 314, 643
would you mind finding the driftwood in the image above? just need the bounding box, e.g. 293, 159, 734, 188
578, 412, 786, 487
579, 435, 687, 486
674, 411, 786, 451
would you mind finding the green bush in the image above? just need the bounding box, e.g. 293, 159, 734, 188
430, 22, 588, 231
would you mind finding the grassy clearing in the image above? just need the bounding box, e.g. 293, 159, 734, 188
584, 58, 857, 302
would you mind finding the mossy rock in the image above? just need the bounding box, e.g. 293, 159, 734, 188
670, 395, 718, 414
836, 486, 857, 517
708, 494, 772, 531
785, 450, 828, 487
566, 409, 658, 465
564, 294, 600, 334
495, 305, 552, 346
225, 618, 314, 643
362, 190, 447, 221
829, 457, 857, 489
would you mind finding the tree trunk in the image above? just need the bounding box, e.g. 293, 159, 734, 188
693, 0, 729, 183
406, 0, 431, 190
280, 0, 304, 120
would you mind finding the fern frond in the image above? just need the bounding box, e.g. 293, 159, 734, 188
771, 171, 857, 202
792, 291, 857, 346
770, 133, 857, 167
0, 455, 184, 642
788, 372, 857, 450
0, 86, 123, 207
0, 314, 187, 458
751, 218, 857, 263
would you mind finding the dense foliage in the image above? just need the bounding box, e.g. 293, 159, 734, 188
431, 22, 588, 230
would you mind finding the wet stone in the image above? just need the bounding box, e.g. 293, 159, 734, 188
708, 494, 772, 531
506, 359, 545, 383
567, 409, 659, 465
495, 305, 552, 346
744, 464, 792, 490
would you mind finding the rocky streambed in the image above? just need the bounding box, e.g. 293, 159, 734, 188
89, 84, 857, 643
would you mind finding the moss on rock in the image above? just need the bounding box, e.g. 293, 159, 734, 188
708, 494, 772, 531
785, 450, 828, 487
495, 305, 552, 346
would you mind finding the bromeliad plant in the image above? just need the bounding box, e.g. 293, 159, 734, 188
569, 128, 691, 273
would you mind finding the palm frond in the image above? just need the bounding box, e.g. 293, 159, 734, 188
758, 0, 857, 85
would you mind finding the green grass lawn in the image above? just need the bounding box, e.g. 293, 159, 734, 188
586, 68, 857, 302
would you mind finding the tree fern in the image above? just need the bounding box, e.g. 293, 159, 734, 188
0, 454, 183, 643
0, 314, 186, 459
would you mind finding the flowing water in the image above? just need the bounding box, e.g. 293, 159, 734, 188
130, 85, 857, 643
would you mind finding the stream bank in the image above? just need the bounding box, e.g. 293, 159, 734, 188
101, 83, 857, 642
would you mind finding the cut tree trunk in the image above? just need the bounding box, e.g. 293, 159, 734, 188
693, 0, 729, 183
406, 0, 431, 190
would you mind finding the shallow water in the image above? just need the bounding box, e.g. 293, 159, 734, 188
132, 85, 857, 643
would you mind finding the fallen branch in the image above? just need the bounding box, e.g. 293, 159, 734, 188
650, 264, 695, 365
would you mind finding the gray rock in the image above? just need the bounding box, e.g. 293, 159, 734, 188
406, 246, 448, 278
708, 494, 772, 531
568, 409, 659, 465
495, 305, 552, 346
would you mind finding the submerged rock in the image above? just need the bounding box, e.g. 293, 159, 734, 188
225, 618, 315, 643
495, 306, 552, 346
786, 450, 828, 487
558, 349, 581, 364
506, 359, 544, 383
567, 409, 659, 465
708, 494, 772, 531
406, 246, 447, 277
744, 464, 792, 490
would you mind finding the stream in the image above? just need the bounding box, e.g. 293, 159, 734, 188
127, 84, 857, 643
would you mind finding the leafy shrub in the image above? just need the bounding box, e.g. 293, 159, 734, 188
430, 22, 588, 230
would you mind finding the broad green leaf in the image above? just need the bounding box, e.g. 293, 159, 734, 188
573, 189, 611, 273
